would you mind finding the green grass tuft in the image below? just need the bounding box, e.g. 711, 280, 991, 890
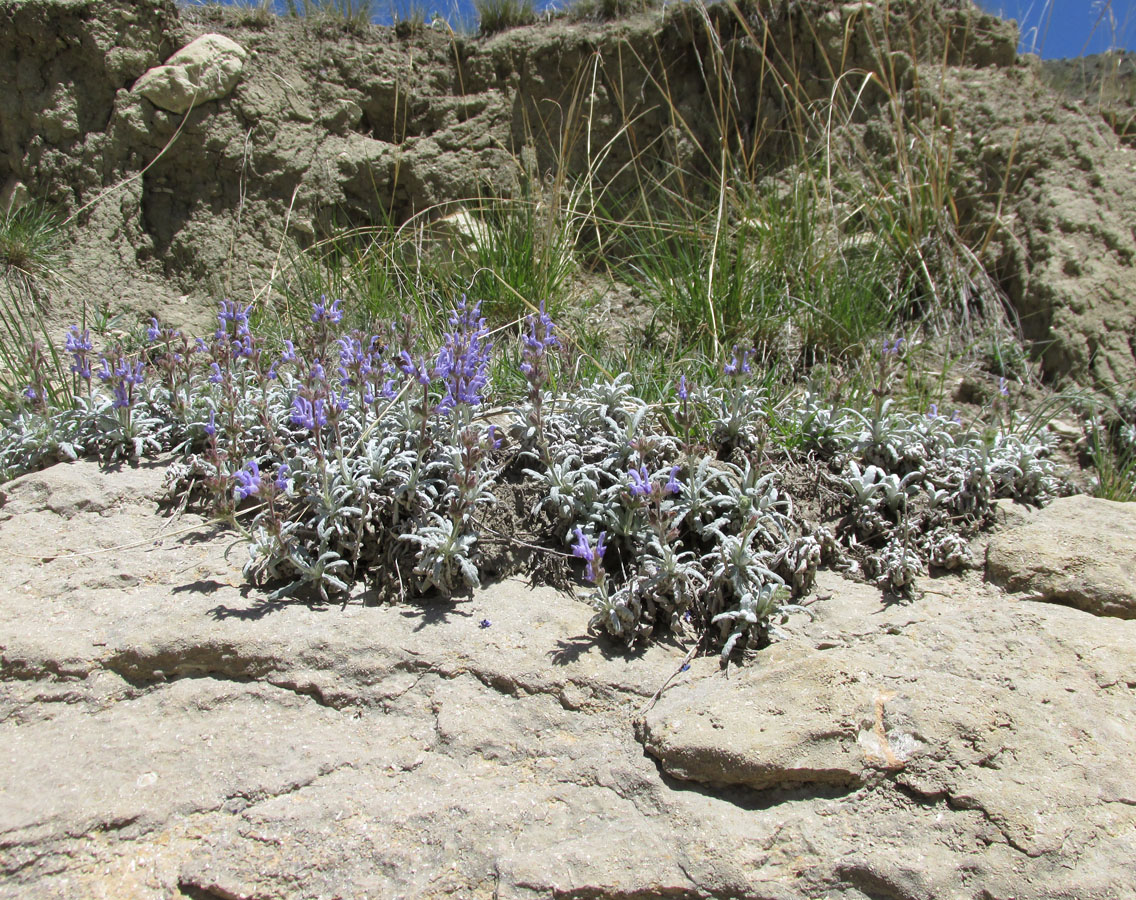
475, 0, 534, 35
0, 203, 63, 283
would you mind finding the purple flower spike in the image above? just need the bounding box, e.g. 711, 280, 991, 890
233, 460, 261, 502
571, 527, 607, 584
65, 326, 92, 354
628, 464, 652, 498
677, 375, 688, 401
217, 300, 251, 339
400, 351, 433, 387
204, 409, 216, 437
311, 295, 343, 325
65, 326, 92, 380
436, 297, 491, 414
723, 346, 753, 377
281, 340, 297, 364
290, 395, 327, 431
882, 337, 905, 356
665, 465, 682, 496
274, 463, 290, 493
927, 403, 939, 420
146, 318, 161, 342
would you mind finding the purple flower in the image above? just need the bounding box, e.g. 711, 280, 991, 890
723, 346, 753, 377
927, 403, 939, 420
487, 424, 502, 451
628, 464, 652, 498
274, 463, 290, 492
217, 300, 251, 339
400, 351, 433, 387
146, 318, 161, 342
233, 460, 261, 501
112, 383, 131, 409
23, 385, 38, 402
665, 465, 682, 495
290, 395, 327, 431
520, 301, 557, 381
97, 354, 145, 407
308, 360, 327, 385
571, 527, 607, 584
677, 375, 688, 401
232, 333, 255, 360
65, 326, 92, 380
436, 297, 491, 413
333, 388, 350, 413
478, 619, 492, 629
311, 295, 343, 325
204, 409, 216, 437
208, 362, 223, 384
882, 337, 905, 356
65, 326, 92, 355
281, 340, 297, 364
122, 359, 145, 386
999, 377, 1009, 397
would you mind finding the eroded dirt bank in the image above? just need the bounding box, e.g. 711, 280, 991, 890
1, 0, 1134, 385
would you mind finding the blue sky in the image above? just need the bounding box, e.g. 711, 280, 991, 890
205, 0, 1136, 59
974, 0, 1135, 58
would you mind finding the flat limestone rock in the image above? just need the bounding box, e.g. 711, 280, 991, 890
2, 461, 1136, 899
986, 493, 1136, 618
132, 33, 248, 114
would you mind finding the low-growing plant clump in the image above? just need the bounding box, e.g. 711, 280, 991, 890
0, 292, 1087, 665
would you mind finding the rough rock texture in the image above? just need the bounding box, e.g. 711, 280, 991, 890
1, 0, 1132, 384
2, 459, 1135, 899
133, 33, 248, 114
986, 493, 1136, 618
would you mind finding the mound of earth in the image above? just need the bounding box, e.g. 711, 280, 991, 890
0, 0, 1133, 385
1, 458, 1134, 898
1042, 49, 1136, 147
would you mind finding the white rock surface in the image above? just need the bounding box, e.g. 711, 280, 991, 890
1, 461, 1135, 899
132, 33, 248, 114
986, 493, 1136, 618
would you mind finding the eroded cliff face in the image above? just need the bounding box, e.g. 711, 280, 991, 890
1, 0, 1133, 385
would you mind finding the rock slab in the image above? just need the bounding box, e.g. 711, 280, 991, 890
986, 493, 1136, 618
2, 462, 1136, 899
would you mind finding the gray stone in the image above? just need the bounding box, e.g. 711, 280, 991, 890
133, 33, 248, 114
2, 462, 1136, 898
986, 493, 1136, 618
321, 98, 363, 135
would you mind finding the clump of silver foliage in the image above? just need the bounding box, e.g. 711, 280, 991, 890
1, 307, 1069, 664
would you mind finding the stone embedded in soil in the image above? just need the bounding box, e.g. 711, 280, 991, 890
2, 460, 1136, 899
986, 493, 1136, 618
132, 33, 248, 114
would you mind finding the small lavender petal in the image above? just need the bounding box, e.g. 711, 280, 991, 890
233, 460, 261, 501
